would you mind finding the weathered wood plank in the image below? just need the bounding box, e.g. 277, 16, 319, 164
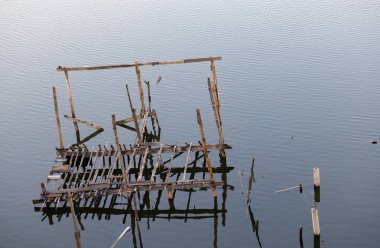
52, 86, 64, 149
57, 57, 222, 71
64, 115, 103, 131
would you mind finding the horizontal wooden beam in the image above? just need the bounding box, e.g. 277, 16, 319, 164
65, 143, 231, 157
57, 57, 222, 72
64, 115, 103, 131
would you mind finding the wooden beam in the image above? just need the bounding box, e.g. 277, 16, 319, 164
52, 86, 64, 149
64, 115, 103, 131
57, 57, 222, 71
64, 71, 80, 142
134, 64, 145, 113
65, 143, 231, 157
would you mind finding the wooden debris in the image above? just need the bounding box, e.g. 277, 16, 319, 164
52, 86, 64, 149
67, 192, 82, 248
246, 157, 255, 205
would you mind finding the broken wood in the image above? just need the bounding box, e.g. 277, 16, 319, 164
134, 64, 145, 114
112, 114, 119, 147
64, 115, 103, 131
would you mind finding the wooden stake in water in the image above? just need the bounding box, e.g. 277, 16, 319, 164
64, 70, 80, 142
311, 207, 320, 236
313, 167, 320, 202
134, 64, 145, 115
246, 157, 255, 205
52, 86, 64, 149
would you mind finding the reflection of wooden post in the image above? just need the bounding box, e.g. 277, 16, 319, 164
67, 192, 82, 248
311, 207, 320, 236
313, 167, 320, 202
64, 71, 80, 142
134, 64, 145, 115
112, 114, 119, 147
196, 108, 216, 197
52, 86, 64, 149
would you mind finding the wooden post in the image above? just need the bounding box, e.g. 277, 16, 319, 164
313, 167, 320, 202
144, 81, 151, 112
67, 192, 82, 248
196, 108, 216, 197
134, 64, 145, 115
112, 114, 119, 147
311, 207, 320, 236
125, 84, 134, 114
132, 108, 142, 143
64, 70, 80, 142
52, 86, 64, 149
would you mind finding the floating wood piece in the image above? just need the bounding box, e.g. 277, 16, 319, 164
52, 86, 64, 149
311, 207, 320, 236
64, 71, 80, 142
57, 57, 222, 71
134, 64, 145, 114
64, 115, 103, 131
67, 192, 82, 248
247, 157, 255, 205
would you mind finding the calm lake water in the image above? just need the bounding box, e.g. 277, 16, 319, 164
1, 1, 380, 247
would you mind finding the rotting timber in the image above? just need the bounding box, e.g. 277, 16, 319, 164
33, 56, 232, 247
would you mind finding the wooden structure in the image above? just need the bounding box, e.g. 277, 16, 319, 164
33, 56, 231, 247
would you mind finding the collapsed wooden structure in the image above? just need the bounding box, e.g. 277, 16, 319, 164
33, 56, 233, 247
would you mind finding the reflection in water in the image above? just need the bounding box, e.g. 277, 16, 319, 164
35, 150, 234, 247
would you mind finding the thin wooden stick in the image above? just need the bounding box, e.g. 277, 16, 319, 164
52, 86, 64, 149
112, 114, 119, 147
247, 157, 255, 205
134, 64, 145, 114
57, 57, 222, 71
64, 71, 80, 142
110, 226, 131, 248
67, 192, 82, 248
144, 81, 151, 112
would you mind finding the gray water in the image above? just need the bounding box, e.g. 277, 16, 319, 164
1, 0, 380, 247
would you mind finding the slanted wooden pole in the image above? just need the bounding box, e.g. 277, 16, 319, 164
52, 86, 64, 149
64, 71, 80, 143
196, 108, 216, 197
313, 167, 320, 202
67, 192, 82, 248
132, 108, 142, 143
134, 64, 145, 115
112, 114, 119, 147
246, 157, 255, 205
125, 84, 134, 113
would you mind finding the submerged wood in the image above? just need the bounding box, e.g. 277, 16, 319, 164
57, 57, 222, 71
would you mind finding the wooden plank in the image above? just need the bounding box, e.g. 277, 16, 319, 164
52, 86, 64, 149
65, 143, 231, 157
57, 57, 222, 71
64, 71, 80, 142
64, 115, 103, 131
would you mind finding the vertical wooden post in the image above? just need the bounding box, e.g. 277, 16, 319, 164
196, 108, 216, 197
67, 192, 82, 248
52, 86, 64, 149
132, 108, 142, 143
145, 81, 151, 112
313, 167, 320, 202
134, 64, 145, 115
311, 207, 320, 236
64, 71, 80, 143
112, 114, 119, 147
